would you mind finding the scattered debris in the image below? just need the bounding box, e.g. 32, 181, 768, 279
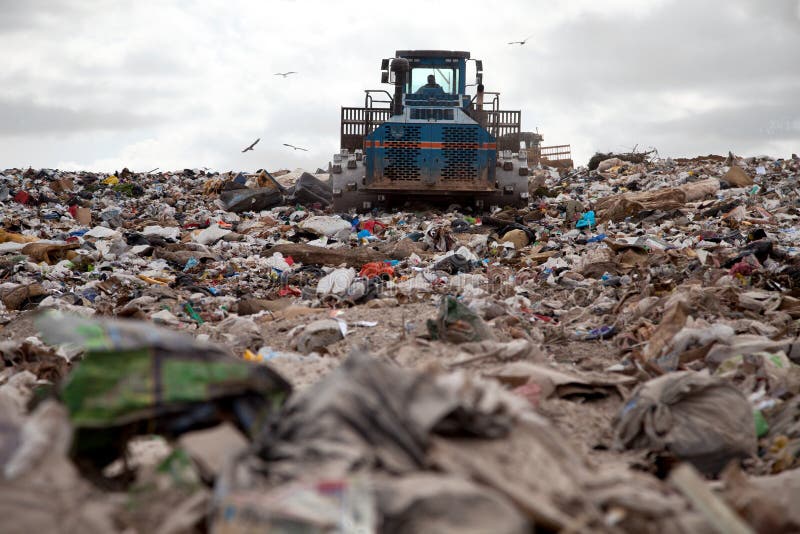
0, 151, 799, 531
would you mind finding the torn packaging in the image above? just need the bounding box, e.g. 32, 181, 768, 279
234, 352, 589, 530
36, 312, 291, 469
287, 172, 332, 207
721, 464, 800, 531
219, 187, 282, 213
427, 295, 496, 344
723, 166, 753, 188
254, 352, 471, 474
643, 298, 689, 370
487, 361, 635, 401
376, 473, 528, 534
613, 371, 756, 476
0, 401, 120, 534
0, 338, 69, 384
21, 241, 79, 265
0, 283, 46, 311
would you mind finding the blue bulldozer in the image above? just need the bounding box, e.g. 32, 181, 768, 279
330, 50, 534, 211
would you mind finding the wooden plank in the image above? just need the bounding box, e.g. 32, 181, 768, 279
669, 463, 754, 534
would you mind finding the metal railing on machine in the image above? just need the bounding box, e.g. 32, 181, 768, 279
340, 107, 392, 151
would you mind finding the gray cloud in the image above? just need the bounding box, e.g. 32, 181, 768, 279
508, 0, 800, 159
0, 0, 797, 171
0, 98, 159, 135
537, 0, 799, 90
642, 98, 800, 151
0, 0, 89, 31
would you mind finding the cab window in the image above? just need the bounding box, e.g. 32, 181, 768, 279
408, 68, 458, 94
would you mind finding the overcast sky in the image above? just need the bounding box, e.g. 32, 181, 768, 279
0, 0, 798, 173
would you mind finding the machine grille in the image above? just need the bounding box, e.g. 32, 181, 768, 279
384, 125, 421, 181
409, 108, 455, 121
442, 126, 479, 180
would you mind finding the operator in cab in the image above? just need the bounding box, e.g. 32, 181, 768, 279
415, 74, 445, 98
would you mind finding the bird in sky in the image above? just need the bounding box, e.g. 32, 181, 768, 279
274, 71, 298, 78
283, 143, 308, 151
508, 35, 533, 45
242, 138, 260, 152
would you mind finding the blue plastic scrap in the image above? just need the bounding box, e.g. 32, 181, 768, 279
183, 257, 200, 271
587, 233, 607, 243
576, 211, 596, 229
583, 325, 617, 341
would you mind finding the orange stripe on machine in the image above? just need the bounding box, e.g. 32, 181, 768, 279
364, 141, 497, 150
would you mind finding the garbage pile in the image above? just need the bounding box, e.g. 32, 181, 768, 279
2, 152, 800, 532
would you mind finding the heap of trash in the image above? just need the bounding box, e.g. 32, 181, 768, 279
2, 152, 800, 532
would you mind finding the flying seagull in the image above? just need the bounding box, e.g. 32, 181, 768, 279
242, 138, 260, 152
274, 71, 298, 78
283, 143, 308, 151
508, 35, 533, 45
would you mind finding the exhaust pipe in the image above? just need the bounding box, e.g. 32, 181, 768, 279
390, 58, 410, 116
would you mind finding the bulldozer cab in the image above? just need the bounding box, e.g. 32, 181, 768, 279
395, 50, 469, 109
396, 50, 467, 98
